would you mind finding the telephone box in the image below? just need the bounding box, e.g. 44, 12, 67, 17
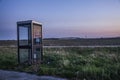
17, 20, 43, 64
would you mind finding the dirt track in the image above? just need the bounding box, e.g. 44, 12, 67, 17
0, 70, 66, 80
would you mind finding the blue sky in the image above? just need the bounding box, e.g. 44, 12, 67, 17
0, 0, 120, 40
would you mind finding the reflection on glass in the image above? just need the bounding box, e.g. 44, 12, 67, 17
19, 49, 29, 63
34, 38, 41, 44
19, 26, 28, 46
34, 48, 41, 59
36, 38, 40, 43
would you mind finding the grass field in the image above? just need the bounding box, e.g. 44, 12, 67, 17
0, 47, 120, 80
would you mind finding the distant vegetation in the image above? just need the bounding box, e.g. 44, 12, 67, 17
0, 46, 120, 80
0, 37, 120, 46
44, 37, 120, 46
0, 40, 17, 46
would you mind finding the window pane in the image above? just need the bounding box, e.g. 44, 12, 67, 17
19, 49, 29, 63
33, 24, 42, 44
34, 48, 41, 59
34, 38, 42, 44
19, 26, 29, 46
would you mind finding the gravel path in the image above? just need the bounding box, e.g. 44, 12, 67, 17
0, 70, 67, 80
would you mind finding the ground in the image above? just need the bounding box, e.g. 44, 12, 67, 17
0, 70, 67, 80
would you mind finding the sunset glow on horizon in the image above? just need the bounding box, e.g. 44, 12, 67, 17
0, 0, 120, 39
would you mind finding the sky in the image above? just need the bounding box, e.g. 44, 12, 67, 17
0, 0, 120, 40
